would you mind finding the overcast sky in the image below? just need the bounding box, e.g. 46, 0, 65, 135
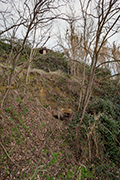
46, 0, 120, 50
0, 0, 120, 50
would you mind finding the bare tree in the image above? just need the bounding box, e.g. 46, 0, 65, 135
58, 0, 120, 122
57, 2, 85, 76
57, 1, 93, 111
78, 0, 120, 122
0, 0, 61, 108
26, 25, 51, 84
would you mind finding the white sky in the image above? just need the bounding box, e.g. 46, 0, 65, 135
0, 0, 120, 50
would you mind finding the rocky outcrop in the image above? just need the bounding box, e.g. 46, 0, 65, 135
52, 108, 73, 120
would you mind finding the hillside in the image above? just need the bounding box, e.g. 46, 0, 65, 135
0, 42, 120, 180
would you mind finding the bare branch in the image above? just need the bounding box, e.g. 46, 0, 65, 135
96, 59, 120, 69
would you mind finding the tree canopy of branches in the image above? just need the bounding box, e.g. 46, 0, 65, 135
0, 0, 62, 108
58, 0, 120, 122
78, 0, 120, 122
0, 0, 120, 120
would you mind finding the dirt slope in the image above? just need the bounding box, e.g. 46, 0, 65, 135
0, 68, 82, 180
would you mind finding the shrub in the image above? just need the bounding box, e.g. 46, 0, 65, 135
98, 113, 120, 166
33, 51, 68, 73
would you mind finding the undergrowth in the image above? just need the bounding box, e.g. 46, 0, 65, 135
0, 42, 120, 179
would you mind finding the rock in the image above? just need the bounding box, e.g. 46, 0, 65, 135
52, 108, 73, 120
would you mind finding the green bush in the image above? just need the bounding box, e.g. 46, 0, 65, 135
95, 67, 111, 78
95, 163, 120, 180
98, 113, 120, 166
0, 40, 12, 54
87, 98, 115, 115
33, 51, 68, 73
